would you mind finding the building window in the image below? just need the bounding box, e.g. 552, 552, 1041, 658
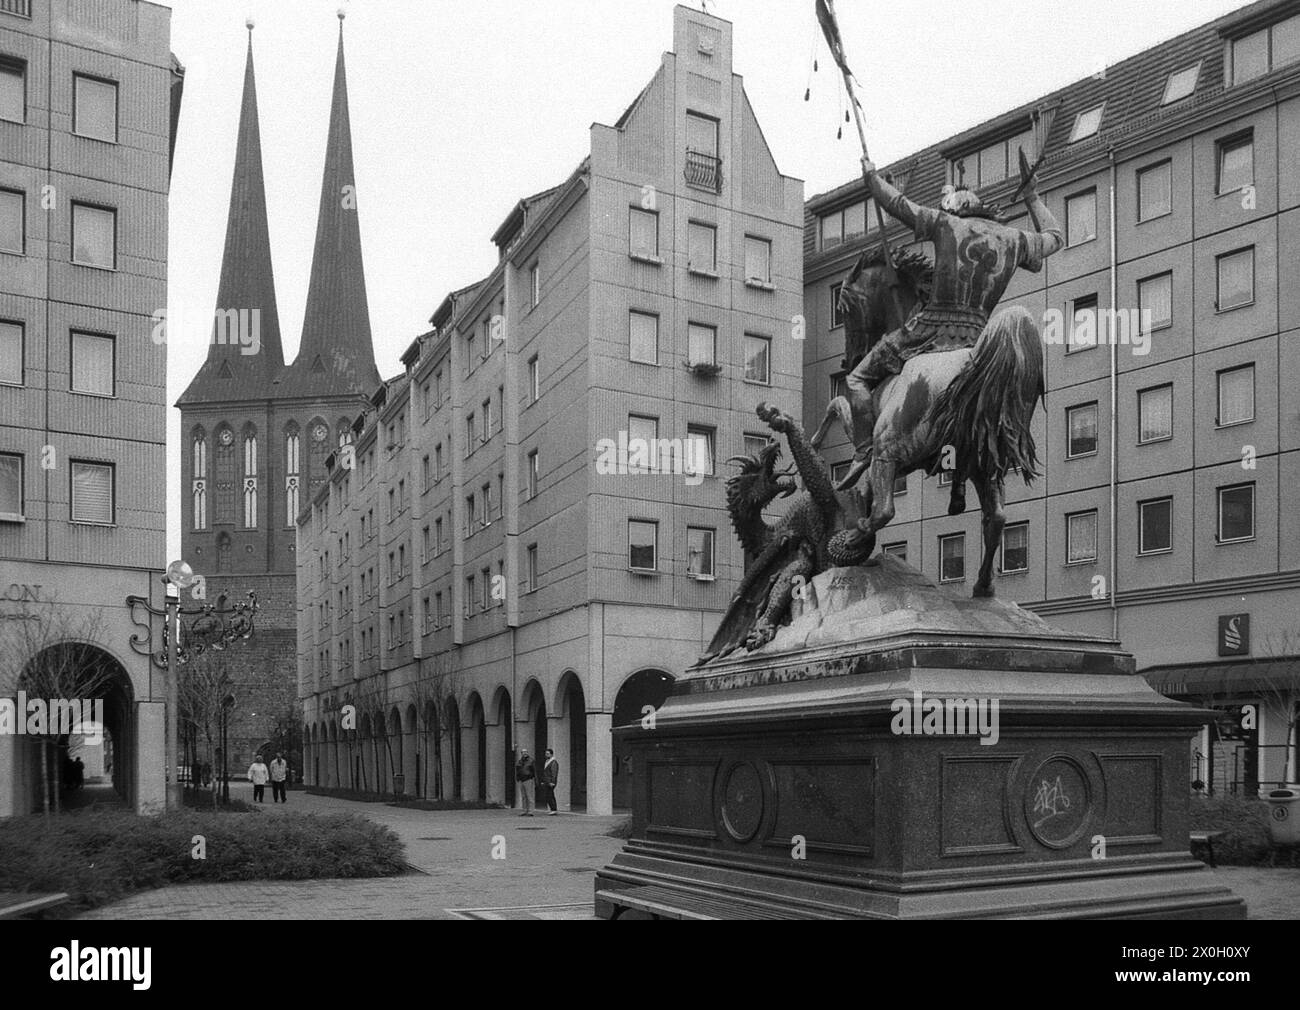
939, 533, 965, 583
1217, 483, 1255, 543
1067, 294, 1097, 353
1137, 384, 1173, 444
1230, 14, 1300, 86
743, 334, 771, 385
1137, 160, 1172, 222
686, 425, 715, 477
630, 311, 658, 364
949, 129, 1034, 189
192, 431, 208, 530
882, 542, 907, 562
0, 58, 24, 123
0, 319, 22, 385
70, 330, 114, 395
687, 322, 716, 367
481, 483, 491, 527
893, 474, 908, 496
465, 413, 475, 457
1066, 510, 1098, 564
0, 452, 23, 520
629, 519, 658, 571
480, 567, 491, 611
938, 470, 953, 487
830, 461, 850, 485
242, 431, 258, 529
745, 235, 772, 284
464, 495, 475, 536
526, 449, 539, 499
830, 282, 844, 329
685, 111, 721, 192
73, 73, 118, 142
434, 517, 444, 554
71, 202, 115, 268
1066, 402, 1099, 458
1000, 522, 1028, 574
285, 428, 300, 526
481, 398, 492, 443
1068, 103, 1105, 143
526, 543, 538, 592
1065, 189, 1097, 246
422, 454, 431, 492
465, 330, 477, 376
1138, 272, 1172, 332
70, 460, 114, 524
628, 415, 660, 473
1216, 364, 1255, 427
435, 443, 444, 480
0, 187, 24, 254
820, 200, 872, 251
1217, 133, 1254, 196
1216, 247, 1254, 311
530, 262, 540, 307
687, 527, 715, 578
743, 432, 769, 458
629, 207, 658, 259
820, 210, 842, 250
687, 220, 717, 273
1138, 497, 1172, 555
1162, 62, 1201, 104
527, 354, 540, 402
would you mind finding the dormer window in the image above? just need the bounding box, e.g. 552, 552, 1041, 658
1161, 62, 1200, 105
1068, 104, 1104, 143
948, 128, 1034, 189
1228, 13, 1300, 86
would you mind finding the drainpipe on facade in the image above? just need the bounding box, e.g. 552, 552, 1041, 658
1108, 146, 1120, 643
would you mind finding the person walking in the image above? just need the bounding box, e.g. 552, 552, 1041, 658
515, 747, 535, 816
247, 755, 269, 803
269, 752, 289, 803
541, 748, 560, 815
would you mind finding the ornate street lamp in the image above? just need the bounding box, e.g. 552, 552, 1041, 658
125, 567, 259, 811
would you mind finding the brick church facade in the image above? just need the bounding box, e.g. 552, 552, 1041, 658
176, 20, 379, 775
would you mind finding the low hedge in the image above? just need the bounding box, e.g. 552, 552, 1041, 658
0, 808, 406, 914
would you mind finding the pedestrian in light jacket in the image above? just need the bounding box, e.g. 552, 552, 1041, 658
247, 756, 269, 803
269, 752, 289, 803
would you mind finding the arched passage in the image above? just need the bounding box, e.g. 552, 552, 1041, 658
465, 692, 486, 803
403, 703, 418, 798
554, 671, 587, 810
12, 643, 135, 813
612, 668, 675, 810
443, 696, 462, 799
422, 700, 441, 800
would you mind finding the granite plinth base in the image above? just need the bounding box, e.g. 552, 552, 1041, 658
595, 562, 1246, 920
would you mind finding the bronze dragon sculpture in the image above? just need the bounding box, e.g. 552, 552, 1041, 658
695, 402, 875, 665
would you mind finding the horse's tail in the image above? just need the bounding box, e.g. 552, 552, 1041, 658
927, 305, 1044, 484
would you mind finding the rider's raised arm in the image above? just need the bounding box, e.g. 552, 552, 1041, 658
1017, 185, 1064, 272
865, 161, 939, 242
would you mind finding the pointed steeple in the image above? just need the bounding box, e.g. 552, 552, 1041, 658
178, 26, 285, 406
282, 13, 381, 398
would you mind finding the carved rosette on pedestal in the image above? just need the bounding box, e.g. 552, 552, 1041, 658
595, 559, 1246, 920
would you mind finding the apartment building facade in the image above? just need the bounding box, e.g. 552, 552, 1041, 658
804, 0, 1300, 792
298, 5, 804, 814
0, 0, 182, 815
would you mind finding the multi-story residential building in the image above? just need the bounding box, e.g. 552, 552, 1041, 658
176, 21, 379, 777
298, 4, 804, 814
804, 0, 1300, 793
0, 0, 182, 815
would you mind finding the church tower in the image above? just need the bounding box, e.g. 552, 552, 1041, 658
177, 16, 379, 773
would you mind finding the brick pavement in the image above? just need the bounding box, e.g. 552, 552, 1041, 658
75, 785, 1300, 919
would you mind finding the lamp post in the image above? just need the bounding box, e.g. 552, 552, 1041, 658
163, 560, 195, 811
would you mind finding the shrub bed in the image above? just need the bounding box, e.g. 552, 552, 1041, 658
0, 809, 406, 914
1188, 793, 1275, 865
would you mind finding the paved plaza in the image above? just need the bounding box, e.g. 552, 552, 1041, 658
68, 785, 1299, 920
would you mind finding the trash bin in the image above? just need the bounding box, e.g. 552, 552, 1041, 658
1265, 789, 1300, 845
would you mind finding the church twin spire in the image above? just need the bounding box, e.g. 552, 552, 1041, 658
178, 16, 379, 407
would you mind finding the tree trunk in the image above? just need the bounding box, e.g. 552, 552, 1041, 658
39, 741, 51, 817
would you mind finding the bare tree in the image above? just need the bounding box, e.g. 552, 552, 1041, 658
429, 651, 463, 800
0, 604, 114, 816
1254, 631, 1300, 786
177, 653, 232, 809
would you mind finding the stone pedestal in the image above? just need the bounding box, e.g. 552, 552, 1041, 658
595, 560, 1245, 919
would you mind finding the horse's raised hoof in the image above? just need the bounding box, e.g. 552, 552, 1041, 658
972, 585, 994, 599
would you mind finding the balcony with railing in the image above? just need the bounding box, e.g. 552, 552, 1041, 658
684, 149, 723, 194
0, 0, 32, 19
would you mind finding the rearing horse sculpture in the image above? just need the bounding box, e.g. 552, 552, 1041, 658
812, 247, 1045, 598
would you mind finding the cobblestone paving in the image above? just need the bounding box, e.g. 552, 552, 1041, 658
75, 787, 1300, 920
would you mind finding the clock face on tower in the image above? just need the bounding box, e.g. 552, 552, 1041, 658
312, 424, 329, 443
219, 429, 234, 446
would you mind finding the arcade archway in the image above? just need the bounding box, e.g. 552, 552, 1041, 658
611, 668, 675, 810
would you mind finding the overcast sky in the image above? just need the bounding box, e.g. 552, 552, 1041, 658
162, 0, 1249, 559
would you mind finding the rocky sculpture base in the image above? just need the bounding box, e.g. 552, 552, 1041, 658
595, 559, 1245, 919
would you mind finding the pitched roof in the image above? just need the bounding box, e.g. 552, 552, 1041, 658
805, 0, 1300, 261
177, 36, 285, 406
280, 20, 382, 400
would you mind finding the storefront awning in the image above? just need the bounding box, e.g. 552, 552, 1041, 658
1142, 657, 1300, 697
